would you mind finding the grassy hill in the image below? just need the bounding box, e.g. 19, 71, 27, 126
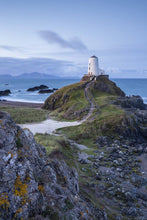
43, 81, 90, 120
38, 77, 147, 219
43, 76, 125, 121
43, 77, 127, 144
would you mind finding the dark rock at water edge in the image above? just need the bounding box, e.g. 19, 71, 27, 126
0, 99, 7, 101
27, 85, 48, 92
0, 89, 11, 96
53, 88, 58, 91
38, 89, 54, 94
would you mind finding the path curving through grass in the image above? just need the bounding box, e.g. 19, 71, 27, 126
19, 80, 97, 135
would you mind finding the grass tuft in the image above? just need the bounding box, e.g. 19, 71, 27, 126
34, 133, 78, 168
0, 106, 48, 124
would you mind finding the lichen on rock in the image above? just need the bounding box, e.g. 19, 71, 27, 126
0, 111, 105, 219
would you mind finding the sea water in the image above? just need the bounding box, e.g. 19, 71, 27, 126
0, 78, 79, 103
0, 78, 147, 104
112, 79, 147, 104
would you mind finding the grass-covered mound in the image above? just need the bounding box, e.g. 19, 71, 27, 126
43, 77, 125, 121
43, 81, 90, 120
43, 77, 127, 144
34, 133, 66, 154
34, 133, 78, 168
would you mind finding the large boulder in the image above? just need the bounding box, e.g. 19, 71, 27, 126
0, 89, 11, 96
114, 95, 146, 110
27, 85, 48, 92
90, 76, 125, 97
0, 111, 102, 219
80, 74, 91, 82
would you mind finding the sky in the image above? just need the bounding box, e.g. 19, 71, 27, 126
0, 0, 147, 78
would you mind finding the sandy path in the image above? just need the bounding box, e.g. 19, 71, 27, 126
19, 80, 97, 135
19, 118, 82, 135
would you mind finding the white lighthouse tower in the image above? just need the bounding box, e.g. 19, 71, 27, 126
88, 55, 99, 76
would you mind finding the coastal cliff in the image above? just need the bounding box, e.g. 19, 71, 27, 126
0, 77, 147, 219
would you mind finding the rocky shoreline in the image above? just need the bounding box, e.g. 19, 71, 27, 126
0, 77, 147, 219
0, 85, 58, 101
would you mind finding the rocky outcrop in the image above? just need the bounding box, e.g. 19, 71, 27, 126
90, 109, 147, 145
53, 88, 58, 91
0, 111, 106, 219
80, 74, 91, 82
0, 99, 6, 102
88, 102, 147, 218
43, 77, 125, 116
0, 89, 11, 96
27, 85, 48, 92
87, 136, 147, 219
90, 77, 125, 97
103, 96, 147, 139
114, 95, 146, 110
80, 75, 125, 96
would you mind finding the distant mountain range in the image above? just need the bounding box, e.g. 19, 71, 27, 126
0, 74, 13, 78
0, 72, 62, 79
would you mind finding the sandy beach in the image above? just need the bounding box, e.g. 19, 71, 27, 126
0, 100, 82, 134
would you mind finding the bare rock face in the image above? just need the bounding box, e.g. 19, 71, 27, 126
114, 95, 146, 110
0, 111, 47, 219
0, 112, 98, 219
90, 77, 125, 97
80, 74, 91, 82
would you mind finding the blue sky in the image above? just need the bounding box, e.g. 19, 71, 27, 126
0, 0, 147, 78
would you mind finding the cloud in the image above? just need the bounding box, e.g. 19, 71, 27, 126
0, 45, 22, 52
0, 57, 146, 78
0, 57, 85, 77
38, 30, 88, 51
